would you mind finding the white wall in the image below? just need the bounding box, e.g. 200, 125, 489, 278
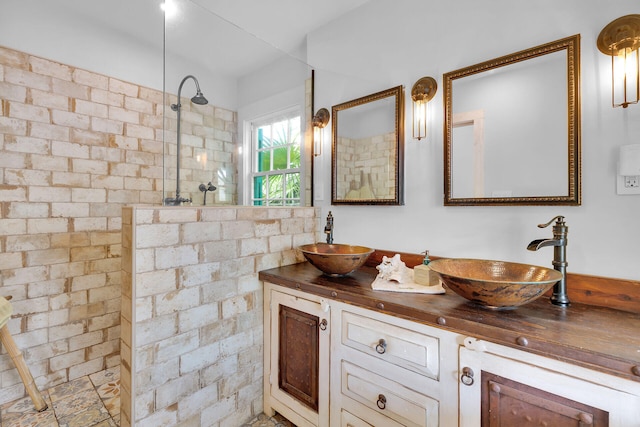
1, 0, 239, 110
308, 0, 640, 281
0, 0, 165, 92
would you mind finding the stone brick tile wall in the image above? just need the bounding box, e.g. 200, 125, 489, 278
0, 45, 236, 404
120, 206, 317, 427
335, 132, 395, 200
163, 95, 238, 206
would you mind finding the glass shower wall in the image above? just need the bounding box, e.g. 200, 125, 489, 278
161, 87, 238, 206
162, 0, 314, 207
163, 0, 240, 206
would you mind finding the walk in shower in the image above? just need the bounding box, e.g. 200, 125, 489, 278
164, 74, 209, 205
162, 0, 240, 206
161, 0, 314, 208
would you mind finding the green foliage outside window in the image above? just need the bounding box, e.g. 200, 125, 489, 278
253, 116, 301, 205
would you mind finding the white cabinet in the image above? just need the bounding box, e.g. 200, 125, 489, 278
263, 283, 331, 427
330, 301, 460, 427
264, 282, 640, 427
459, 337, 640, 426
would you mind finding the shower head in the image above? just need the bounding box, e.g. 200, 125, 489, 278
172, 75, 209, 111
191, 90, 208, 105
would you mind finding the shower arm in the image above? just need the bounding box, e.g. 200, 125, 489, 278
169, 75, 203, 205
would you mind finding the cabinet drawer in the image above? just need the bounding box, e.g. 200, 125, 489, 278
340, 360, 439, 427
339, 407, 404, 427
340, 410, 373, 427
341, 311, 439, 379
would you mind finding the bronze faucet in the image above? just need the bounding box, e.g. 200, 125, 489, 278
527, 215, 570, 306
325, 211, 334, 244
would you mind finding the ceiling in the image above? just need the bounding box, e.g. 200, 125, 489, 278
191, 0, 372, 56
62, 0, 372, 78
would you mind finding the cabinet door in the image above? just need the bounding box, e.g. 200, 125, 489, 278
279, 304, 321, 411
481, 371, 608, 426
265, 286, 330, 427
459, 340, 640, 427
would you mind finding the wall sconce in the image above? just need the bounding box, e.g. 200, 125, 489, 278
411, 76, 437, 140
312, 108, 330, 156
597, 14, 640, 108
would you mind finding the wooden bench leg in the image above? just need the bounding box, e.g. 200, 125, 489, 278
0, 325, 48, 412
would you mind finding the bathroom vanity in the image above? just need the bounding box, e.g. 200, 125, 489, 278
260, 259, 640, 427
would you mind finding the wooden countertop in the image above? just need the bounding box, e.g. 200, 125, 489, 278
259, 262, 640, 383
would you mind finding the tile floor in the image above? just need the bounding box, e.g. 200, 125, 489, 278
244, 413, 296, 427
0, 365, 295, 427
0, 366, 120, 427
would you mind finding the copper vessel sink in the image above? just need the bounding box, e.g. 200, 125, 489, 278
428, 258, 562, 309
298, 243, 374, 277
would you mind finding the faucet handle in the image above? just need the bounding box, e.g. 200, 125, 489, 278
537, 215, 565, 229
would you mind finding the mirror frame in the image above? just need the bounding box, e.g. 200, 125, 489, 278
443, 35, 581, 206
331, 85, 405, 205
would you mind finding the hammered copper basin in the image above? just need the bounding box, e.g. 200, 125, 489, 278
298, 243, 374, 277
428, 258, 563, 309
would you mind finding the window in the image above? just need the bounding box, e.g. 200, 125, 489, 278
251, 111, 302, 206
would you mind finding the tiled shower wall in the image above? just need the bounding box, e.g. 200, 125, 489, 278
334, 132, 395, 200
0, 45, 236, 404
121, 206, 317, 427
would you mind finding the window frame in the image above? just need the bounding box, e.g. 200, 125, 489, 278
249, 107, 303, 206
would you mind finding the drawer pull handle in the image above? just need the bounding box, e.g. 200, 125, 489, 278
461, 366, 475, 386
376, 394, 387, 410
319, 319, 327, 331
375, 339, 387, 354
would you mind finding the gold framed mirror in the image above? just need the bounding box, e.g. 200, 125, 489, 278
331, 86, 405, 205
443, 35, 581, 206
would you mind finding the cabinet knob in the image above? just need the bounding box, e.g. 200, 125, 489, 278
578, 413, 593, 425
490, 382, 501, 393
461, 366, 475, 386
376, 394, 387, 410
516, 336, 529, 347
319, 319, 327, 331
632, 365, 640, 377
375, 339, 387, 354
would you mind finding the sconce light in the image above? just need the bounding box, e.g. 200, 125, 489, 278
597, 14, 640, 108
411, 77, 438, 140
312, 108, 330, 156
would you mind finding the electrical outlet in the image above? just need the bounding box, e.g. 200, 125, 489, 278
625, 176, 640, 188
617, 175, 640, 195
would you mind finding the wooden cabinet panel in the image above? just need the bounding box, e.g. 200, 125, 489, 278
481, 371, 608, 426
279, 305, 320, 411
